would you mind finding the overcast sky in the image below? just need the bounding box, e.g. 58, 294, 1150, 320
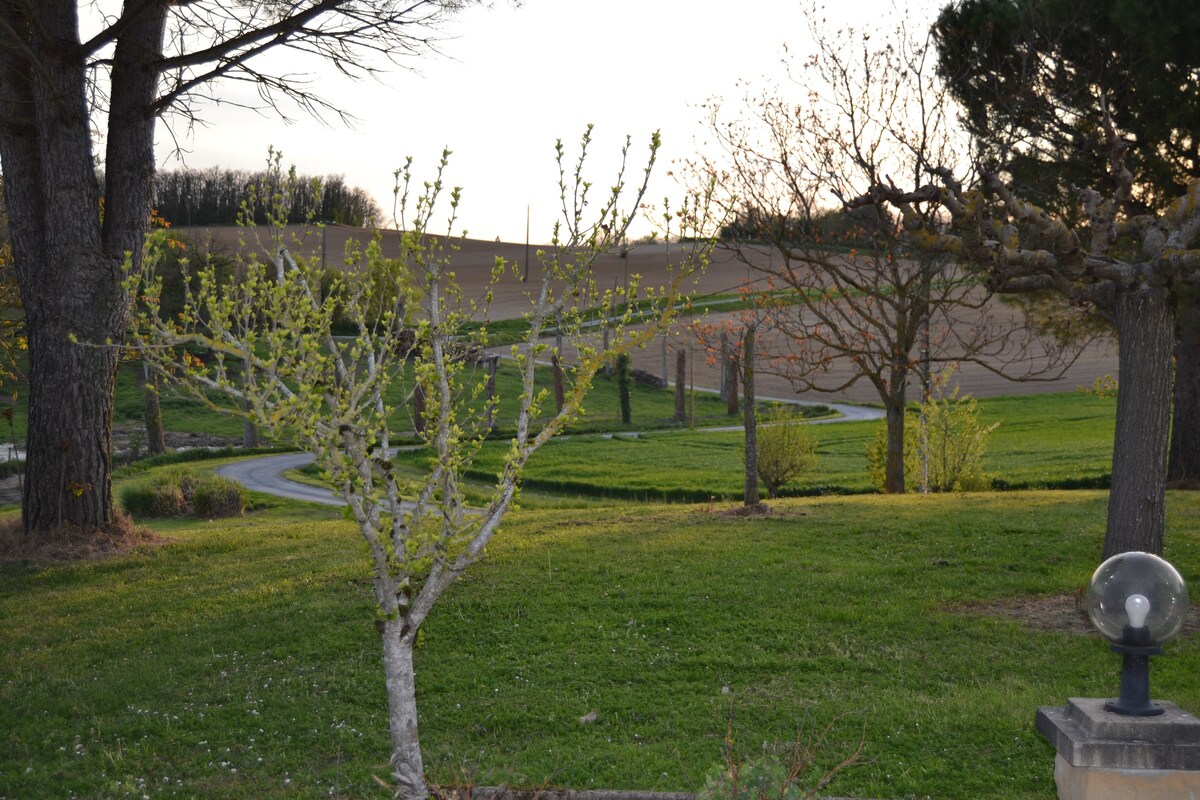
156, 0, 944, 244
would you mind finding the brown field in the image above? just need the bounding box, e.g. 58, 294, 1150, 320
178, 223, 1119, 404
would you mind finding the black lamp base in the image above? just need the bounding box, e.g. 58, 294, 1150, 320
1107, 640, 1164, 717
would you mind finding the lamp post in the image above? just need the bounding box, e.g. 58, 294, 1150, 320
1037, 552, 1200, 800
1085, 551, 1188, 716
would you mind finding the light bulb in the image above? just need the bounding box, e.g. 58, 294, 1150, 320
1126, 593, 1151, 629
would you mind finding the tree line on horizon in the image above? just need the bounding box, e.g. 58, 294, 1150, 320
146, 166, 381, 228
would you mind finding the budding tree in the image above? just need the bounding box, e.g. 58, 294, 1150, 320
129, 135, 712, 799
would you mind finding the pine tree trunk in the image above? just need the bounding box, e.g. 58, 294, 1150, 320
0, 1, 165, 534
1105, 285, 1174, 558
1168, 291, 1200, 485
23, 330, 120, 529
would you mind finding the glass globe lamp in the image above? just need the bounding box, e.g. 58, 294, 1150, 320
1086, 551, 1188, 716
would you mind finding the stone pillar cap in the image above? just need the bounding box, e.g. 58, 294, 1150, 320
1038, 697, 1200, 770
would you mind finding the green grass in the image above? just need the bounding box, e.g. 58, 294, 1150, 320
390, 391, 1116, 502
5, 479, 1200, 799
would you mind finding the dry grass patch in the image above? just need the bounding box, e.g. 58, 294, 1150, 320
0, 511, 166, 564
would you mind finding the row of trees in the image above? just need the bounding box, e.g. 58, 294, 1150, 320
697, 14, 1076, 496
697, 0, 1198, 560
150, 164, 381, 227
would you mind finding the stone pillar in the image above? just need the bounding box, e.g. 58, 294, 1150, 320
1037, 697, 1200, 800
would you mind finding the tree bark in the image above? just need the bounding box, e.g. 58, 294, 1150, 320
142, 361, 165, 456
382, 619, 427, 800
726, 355, 740, 416
742, 327, 759, 506
1168, 291, 1200, 485
883, 378, 908, 494
551, 354, 565, 413
485, 355, 499, 431
616, 353, 631, 425
0, 2, 165, 532
1104, 286, 1174, 558
674, 350, 686, 423
412, 382, 427, 435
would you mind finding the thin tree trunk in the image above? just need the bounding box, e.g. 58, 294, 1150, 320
726, 355, 740, 416
381, 619, 427, 800
551, 355, 565, 413
743, 326, 758, 506
719, 332, 729, 403
142, 361, 165, 455
486, 355, 499, 431
1105, 285, 1174, 558
1168, 290, 1200, 485
412, 382, 427, 436
883, 388, 907, 494
616, 353, 631, 424
674, 349, 686, 423
883, 371, 907, 494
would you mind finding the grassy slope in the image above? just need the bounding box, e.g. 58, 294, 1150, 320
5, 476, 1200, 799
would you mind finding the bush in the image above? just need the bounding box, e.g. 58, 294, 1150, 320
867, 370, 998, 492
751, 404, 818, 498
189, 475, 246, 518
119, 468, 245, 519
120, 481, 186, 517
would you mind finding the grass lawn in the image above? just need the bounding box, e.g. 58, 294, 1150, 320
5, 466, 1200, 799
390, 391, 1116, 502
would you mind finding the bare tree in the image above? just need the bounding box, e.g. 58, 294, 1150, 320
130, 139, 713, 800
857, 108, 1199, 557
695, 18, 1072, 492
0, 0, 466, 540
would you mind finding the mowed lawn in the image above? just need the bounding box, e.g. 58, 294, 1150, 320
390, 391, 1117, 502
5, 482, 1200, 799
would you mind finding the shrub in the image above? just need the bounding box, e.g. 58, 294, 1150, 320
119, 481, 186, 518
867, 369, 998, 492
119, 468, 245, 518
189, 475, 246, 518
750, 404, 818, 498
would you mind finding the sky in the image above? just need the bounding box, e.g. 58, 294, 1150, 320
155, 0, 944, 244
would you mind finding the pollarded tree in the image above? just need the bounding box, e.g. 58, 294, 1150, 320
932, 0, 1200, 482
695, 18, 1073, 493
129, 137, 713, 800
0, 1, 466, 540
856, 111, 1199, 557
